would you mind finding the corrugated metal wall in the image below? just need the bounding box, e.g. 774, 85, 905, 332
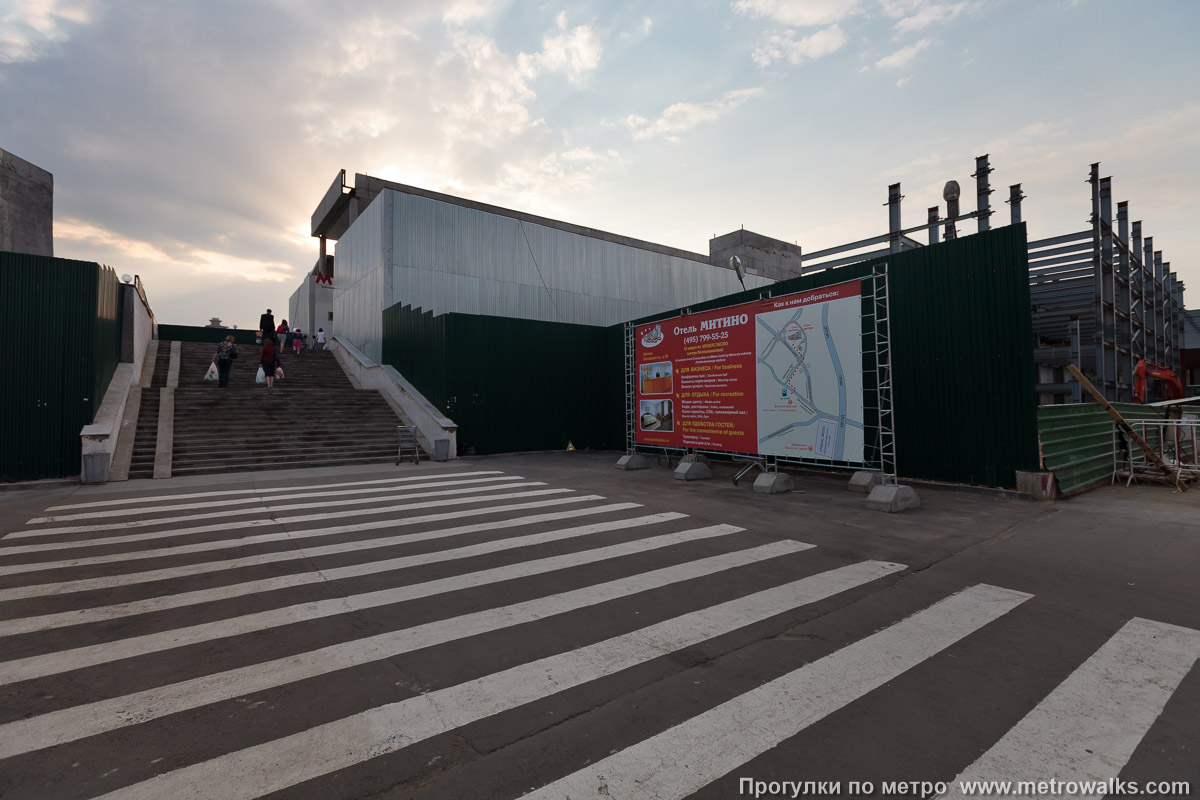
332, 192, 389, 361
382, 226, 1038, 486
2, 252, 124, 480
388, 190, 770, 326
382, 304, 623, 454
337, 188, 771, 366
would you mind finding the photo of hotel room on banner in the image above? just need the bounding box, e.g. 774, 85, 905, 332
633, 281, 864, 462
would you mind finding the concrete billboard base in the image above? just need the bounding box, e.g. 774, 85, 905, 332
848, 471, 884, 493
752, 472, 794, 494
615, 454, 649, 470
674, 461, 712, 481
865, 484, 921, 512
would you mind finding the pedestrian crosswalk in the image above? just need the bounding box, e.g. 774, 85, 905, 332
0, 467, 1195, 799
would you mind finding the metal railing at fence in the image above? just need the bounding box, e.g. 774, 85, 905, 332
1114, 418, 1199, 487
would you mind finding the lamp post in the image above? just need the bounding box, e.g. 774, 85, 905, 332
943, 180, 961, 241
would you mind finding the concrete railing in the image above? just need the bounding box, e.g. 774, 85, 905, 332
80, 283, 157, 484
328, 336, 457, 460
80, 363, 136, 483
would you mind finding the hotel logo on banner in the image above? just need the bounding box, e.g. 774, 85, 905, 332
633, 280, 865, 464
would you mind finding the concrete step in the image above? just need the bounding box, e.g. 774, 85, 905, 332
141, 340, 432, 476
170, 454, 399, 477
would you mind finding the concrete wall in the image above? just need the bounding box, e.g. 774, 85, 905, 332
80, 280, 157, 483
289, 271, 335, 346
709, 229, 803, 281
330, 187, 772, 361
0, 147, 53, 257
122, 282, 155, 375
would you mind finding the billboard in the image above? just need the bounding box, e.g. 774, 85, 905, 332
634, 280, 864, 463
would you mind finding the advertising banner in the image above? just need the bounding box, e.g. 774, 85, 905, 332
634, 280, 864, 463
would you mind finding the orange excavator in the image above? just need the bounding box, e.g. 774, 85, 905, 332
1133, 359, 1185, 404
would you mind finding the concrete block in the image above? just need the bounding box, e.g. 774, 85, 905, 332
616, 453, 650, 470
865, 484, 921, 513
752, 472, 794, 494
166, 341, 181, 388
1015, 470, 1058, 501
848, 470, 884, 493
109, 386, 141, 482
153, 387, 174, 479
0, 147, 54, 257
679, 453, 710, 465
674, 460, 712, 481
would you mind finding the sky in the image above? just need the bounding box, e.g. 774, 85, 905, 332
2, 0, 1198, 329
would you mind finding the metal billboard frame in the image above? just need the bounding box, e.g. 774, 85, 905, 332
624, 265, 895, 483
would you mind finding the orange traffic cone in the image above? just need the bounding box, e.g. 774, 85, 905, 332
567, 441, 576, 451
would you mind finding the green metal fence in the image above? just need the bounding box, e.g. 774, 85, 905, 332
1038, 402, 1199, 495
1, 251, 124, 480
383, 305, 623, 455
380, 225, 1039, 487
157, 324, 260, 346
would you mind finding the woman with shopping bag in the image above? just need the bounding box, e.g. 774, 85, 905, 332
213, 335, 238, 388
259, 337, 278, 390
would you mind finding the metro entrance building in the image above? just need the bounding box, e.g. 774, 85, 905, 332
294, 164, 1185, 493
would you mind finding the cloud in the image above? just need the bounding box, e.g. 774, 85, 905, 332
871, 38, 931, 69
879, 0, 979, 36
517, 12, 603, 85
57, 219, 294, 283
626, 88, 764, 142
0, 2, 629, 326
752, 24, 847, 67
731, 0, 862, 27
0, 0, 95, 63
897, 76, 912, 88
441, 0, 500, 26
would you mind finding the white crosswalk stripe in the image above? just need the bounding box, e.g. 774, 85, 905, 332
39, 471, 507, 512
6, 480, 549, 540
90, 561, 908, 800
0, 502, 640, 602
939, 617, 1200, 798
521, 584, 1032, 800
2, 468, 1194, 800
0, 539, 841, 759
0, 491, 586, 576
0, 523, 755, 685
1, 512, 689, 635
22, 474, 520, 526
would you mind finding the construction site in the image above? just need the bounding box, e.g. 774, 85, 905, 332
3, 147, 1200, 800
7, 147, 1197, 501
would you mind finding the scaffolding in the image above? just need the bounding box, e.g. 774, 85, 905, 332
792, 156, 1187, 405
1031, 164, 1185, 403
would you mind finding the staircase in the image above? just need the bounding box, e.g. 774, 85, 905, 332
127, 343, 172, 479
166, 341, 423, 476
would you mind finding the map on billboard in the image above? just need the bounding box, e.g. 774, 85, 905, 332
633, 280, 865, 464
754, 292, 864, 463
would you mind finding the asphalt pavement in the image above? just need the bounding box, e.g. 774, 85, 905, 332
1, 452, 1196, 799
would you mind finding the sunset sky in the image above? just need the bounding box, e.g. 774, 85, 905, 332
2, 0, 1197, 327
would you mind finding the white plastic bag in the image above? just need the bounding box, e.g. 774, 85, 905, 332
275, 366, 285, 379
205, 362, 219, 381
256, 366, 266, 384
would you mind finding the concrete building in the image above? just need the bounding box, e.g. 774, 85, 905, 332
1183, 309, 1200, 392
305, 171, 797, 362
0, 147, 53, 256
287, 265, 334, 346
